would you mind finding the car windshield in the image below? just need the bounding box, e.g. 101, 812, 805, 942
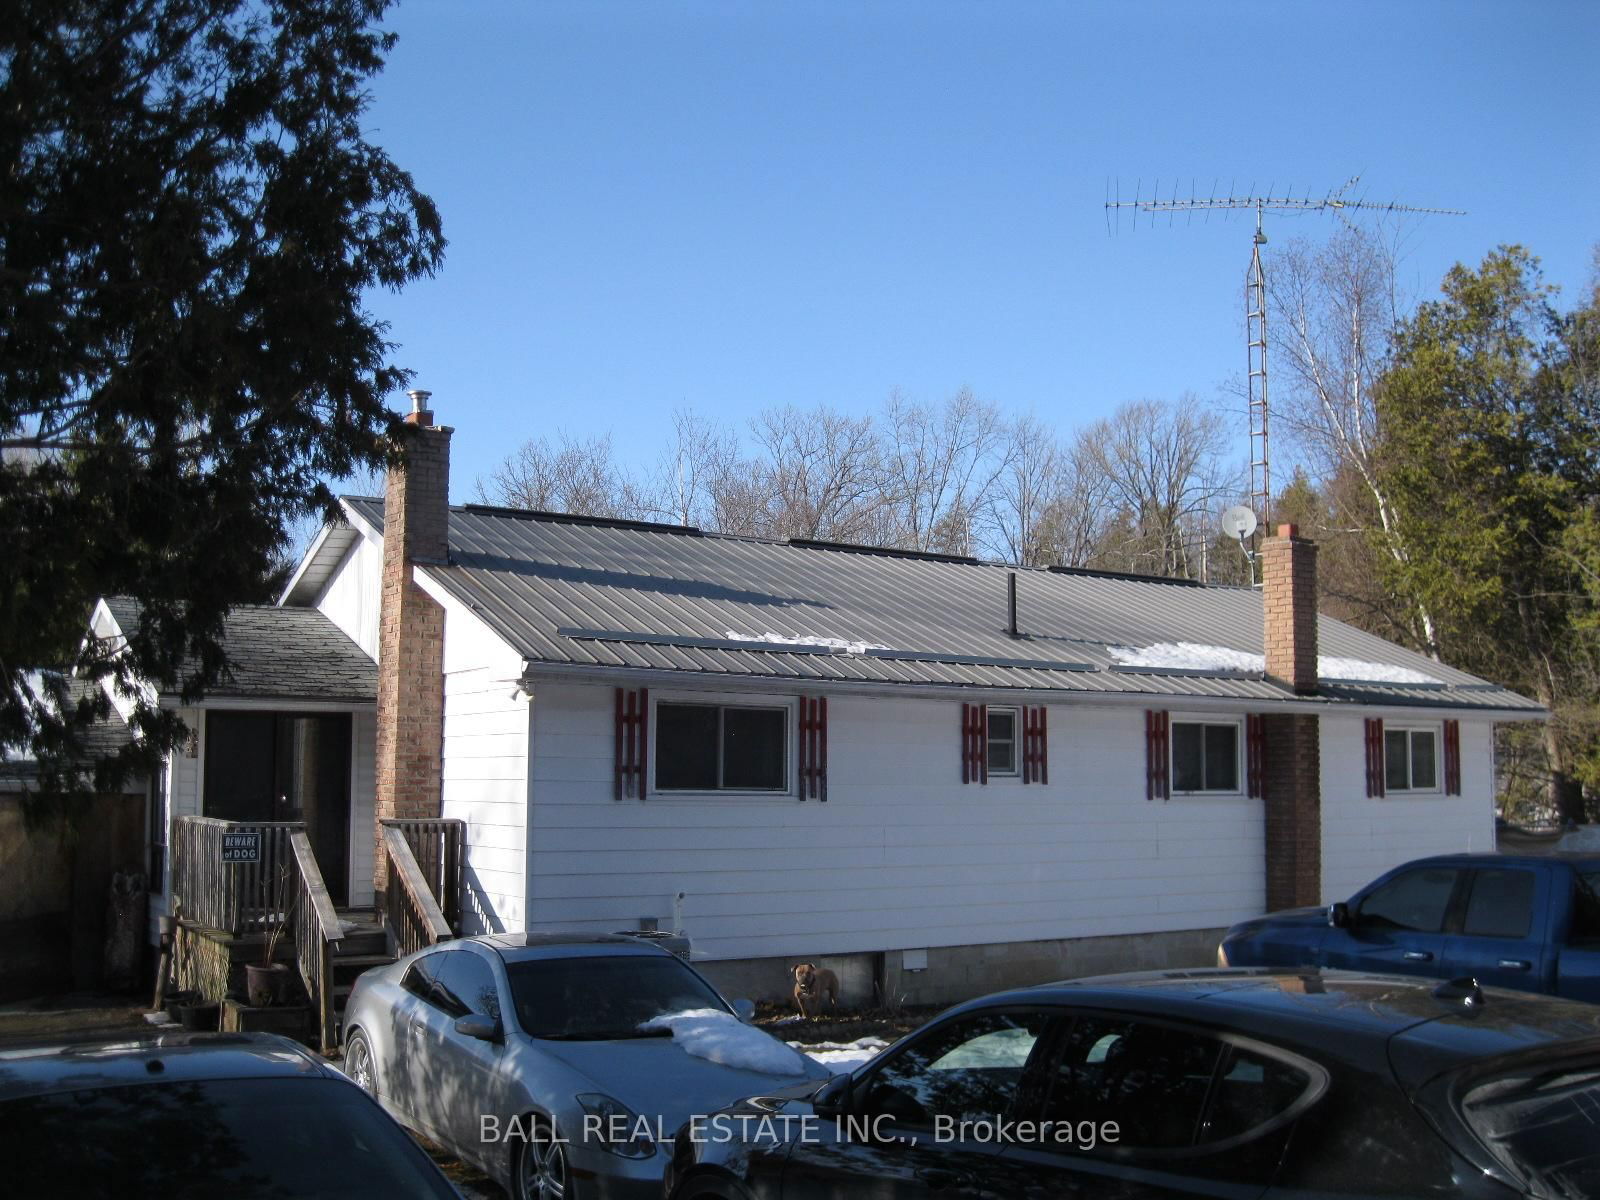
1459, 1058, 1600, 1200
3, 1075, 457, 1200
506, 953, 729, 1039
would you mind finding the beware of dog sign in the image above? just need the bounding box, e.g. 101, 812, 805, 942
221, 832, 261, 864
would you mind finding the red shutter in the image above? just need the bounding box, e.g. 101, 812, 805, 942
1146, 710, 1170, 801
614, 686, 648, 799
961, 703, 989, 785
799, 696, 829, 801
1021, 706, 1049, 785
1246, 714, 1266, 799
1444, 719, 1461, 796
1364, 717, 1386, 798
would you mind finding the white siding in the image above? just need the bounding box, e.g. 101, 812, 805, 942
526, 683, 1266, 961
434, 590, 529, 934
313, 533, 382, 658
1320, 713, 1498, 903
348, 708, 377, 907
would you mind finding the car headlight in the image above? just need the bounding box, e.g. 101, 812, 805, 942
576, 1093, 658, 1159
1217, 943, 1230, 968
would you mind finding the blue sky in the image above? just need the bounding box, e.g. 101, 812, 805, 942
362, 0, 1599, 502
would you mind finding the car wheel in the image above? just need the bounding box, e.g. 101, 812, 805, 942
343, 1029, 377, 1095
514, 1115, 570, 1200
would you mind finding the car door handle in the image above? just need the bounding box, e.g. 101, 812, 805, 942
915, 1167, 973, 1190
1403, 951, 1433, 962
1498, 959, 1532, 971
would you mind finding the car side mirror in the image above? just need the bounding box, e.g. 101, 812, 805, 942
810, 1072, 852, 1118
1328, 902, 1351, 929
454, 1014, 501, 1043
730, 998, 756, 1022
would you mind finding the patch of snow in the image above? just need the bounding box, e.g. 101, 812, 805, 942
1109, 642, 1262, 673
792, 1036, 889, 1075
1557, 826, 1600, 853
726, 630, 889, 657
1107, 642, 1441, 685
642, 1009, 811, 1076
1315, 656, 1441, 685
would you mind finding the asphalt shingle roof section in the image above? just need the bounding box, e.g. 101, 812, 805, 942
342, 497, 1540, 713
102, 597, 376, 703
0, 678, 137, 784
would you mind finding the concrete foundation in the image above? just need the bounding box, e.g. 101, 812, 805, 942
694, 926, 1225, 1010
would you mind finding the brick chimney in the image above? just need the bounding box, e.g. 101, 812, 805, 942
374, 389, 452, 901
1260, 524, 1322, 911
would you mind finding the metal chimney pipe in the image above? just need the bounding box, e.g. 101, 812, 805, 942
1007, 571, 1019, 638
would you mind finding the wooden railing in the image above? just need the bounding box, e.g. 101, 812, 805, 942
289, 831, 344, 1051
382, 824, 454, 957
171, 816, 300, 935
382, 818, 464, 932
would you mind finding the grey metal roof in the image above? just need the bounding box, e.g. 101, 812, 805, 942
344, 497, 1540, 714
101, 597, 376, 703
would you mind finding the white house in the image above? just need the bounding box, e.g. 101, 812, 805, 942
126, 394, 1544, 1004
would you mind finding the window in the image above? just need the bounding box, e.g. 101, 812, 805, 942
655, 701, 787, 792
1171, 721, 1240, 793
859, 1010, 1051, 1129
431, 950, 501, 1021
1384, 726, 1439, 792
1043, 1017, 1221, 1149
401, 953, 440, 1001
1572, 872, 1600, 945
1462, 869, 1536, 939
987, 707, 1018, 775
1358, 867, 1459, 932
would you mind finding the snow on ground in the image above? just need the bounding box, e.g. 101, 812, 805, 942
792, 1037, 888, 1074
642, 1010, 812, 1075
726, 630, 889, 656
1108, 642, 1441, 685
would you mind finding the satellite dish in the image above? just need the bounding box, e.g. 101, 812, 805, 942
1221, 505, 1259, 541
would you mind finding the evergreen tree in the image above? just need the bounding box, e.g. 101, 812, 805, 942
1, 0, 444, 817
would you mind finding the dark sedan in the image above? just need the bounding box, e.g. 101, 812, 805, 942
665, 968, 1600, 1200
0, 1030, 461, 1199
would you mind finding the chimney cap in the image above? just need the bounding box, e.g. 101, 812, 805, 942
407, 389, 433, 414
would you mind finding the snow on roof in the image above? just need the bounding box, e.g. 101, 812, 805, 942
1109, 642, 1443, 686
725, 630, 890, 657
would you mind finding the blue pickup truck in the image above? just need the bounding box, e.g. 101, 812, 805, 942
1219, 853, 1600, 1002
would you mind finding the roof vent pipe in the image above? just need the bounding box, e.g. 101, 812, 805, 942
1007, 571, 1019, 639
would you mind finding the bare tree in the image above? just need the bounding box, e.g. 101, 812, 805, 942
1078, 396, 1237, 578
985, 413, 1060, 565
879, 388, 1010, 554
477, 430, 648, 518
1030, 438, 1119, 568
645, 408, 744, 528
748, 405, 886, 542
1270, 224, 1441, 653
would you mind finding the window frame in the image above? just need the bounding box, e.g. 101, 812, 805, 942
987, 706, 1020, 777
649, 691, 797, 798
1384, 722, 1443, 795
1169, 715, 1245, 797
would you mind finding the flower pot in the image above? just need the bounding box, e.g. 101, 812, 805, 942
164, 990, 198, 1021
175, 1000, 219, 1031
246, 962, 290, 1007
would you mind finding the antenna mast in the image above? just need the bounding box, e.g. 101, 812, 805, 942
1105, 176, 1464, 583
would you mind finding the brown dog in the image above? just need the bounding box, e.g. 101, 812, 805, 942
791, 962, 839, 1018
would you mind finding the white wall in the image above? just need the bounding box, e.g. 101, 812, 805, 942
1320, 713, 1498, 903
433, 592, 529, 934
313, 533, 382, 659
525, 682, 1267, 962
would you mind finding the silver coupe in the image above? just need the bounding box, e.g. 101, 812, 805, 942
340, 932, 830, 1200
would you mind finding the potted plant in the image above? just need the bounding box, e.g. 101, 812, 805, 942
245, 866, 292, 1007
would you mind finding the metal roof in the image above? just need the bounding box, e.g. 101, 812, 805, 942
342, 497, 1540, 714
101, 597, 376, 703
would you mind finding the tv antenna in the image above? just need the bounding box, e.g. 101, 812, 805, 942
1105, 175, 1464, 583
